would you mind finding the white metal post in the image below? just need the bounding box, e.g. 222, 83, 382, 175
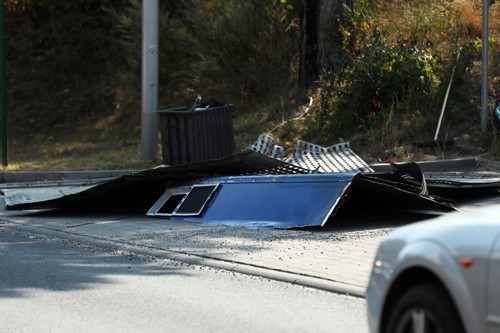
481, 0, 489, 132
141, 0, 159, 160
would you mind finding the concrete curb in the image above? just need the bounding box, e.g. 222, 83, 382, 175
370, 157, 477, 173
1, 221, 366, 298
0, 158, 478, 183
0, 170, 138, 183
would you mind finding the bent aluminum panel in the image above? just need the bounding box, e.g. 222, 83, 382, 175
3, 176, 167, 210
170, 173, 356, 229
3, 184, 101, 207
164, 171, 456, 229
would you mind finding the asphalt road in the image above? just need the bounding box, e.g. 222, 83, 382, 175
0, 227, 368, 333
1, 176, 498, 332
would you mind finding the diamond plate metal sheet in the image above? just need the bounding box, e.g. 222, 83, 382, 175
247, 134, 373, 173
285, 141, 374, 173
247, 133, 284, 159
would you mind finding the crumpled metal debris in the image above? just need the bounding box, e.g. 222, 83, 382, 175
3, 139, 499, 229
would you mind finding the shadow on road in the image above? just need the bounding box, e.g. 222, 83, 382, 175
0, 227, 191, 299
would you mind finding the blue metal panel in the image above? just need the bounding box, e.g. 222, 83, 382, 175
171, 173, 356, 228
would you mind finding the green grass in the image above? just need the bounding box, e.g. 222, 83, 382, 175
2, 131, 159, 171
1, 111, 268, 171
2, 115, 498, 172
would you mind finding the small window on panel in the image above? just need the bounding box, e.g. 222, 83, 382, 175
174, 184, 218, 216
157, 194, 185, 215
146, 186, 191, 217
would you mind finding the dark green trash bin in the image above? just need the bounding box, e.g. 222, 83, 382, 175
158, 103, 235, 165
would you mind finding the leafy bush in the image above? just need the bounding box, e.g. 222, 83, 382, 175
311, 0, 477, 148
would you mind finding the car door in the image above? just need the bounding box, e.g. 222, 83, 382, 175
487, 231, 500, 332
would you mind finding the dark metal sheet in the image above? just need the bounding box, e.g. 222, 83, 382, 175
3, 151, 310, 210
141, 150, 312, 177
424, 172, 500, 198
342, 175, 456, 214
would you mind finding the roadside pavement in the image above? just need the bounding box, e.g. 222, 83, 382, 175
0, 200, 391, 297
0, 157, 498, 298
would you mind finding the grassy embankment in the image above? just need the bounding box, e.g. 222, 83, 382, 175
2, 0, 499, 170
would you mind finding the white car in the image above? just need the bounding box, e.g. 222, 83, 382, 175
366, 204, 500, 333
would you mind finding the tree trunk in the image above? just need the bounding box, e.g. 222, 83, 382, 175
299, 0, 352, 91
298, 0, 319, 91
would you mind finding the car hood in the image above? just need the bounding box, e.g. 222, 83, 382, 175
378, 204, 500, 259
